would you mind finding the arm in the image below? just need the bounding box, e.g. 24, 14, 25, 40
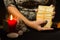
7, 5, 53, 31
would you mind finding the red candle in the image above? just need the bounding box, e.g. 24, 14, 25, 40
7, 15, 17, 32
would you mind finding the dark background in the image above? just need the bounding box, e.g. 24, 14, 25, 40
0, 0, 60, 40
0, 0, 8, 25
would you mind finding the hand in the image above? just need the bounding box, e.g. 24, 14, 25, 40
29, 19, 53, 31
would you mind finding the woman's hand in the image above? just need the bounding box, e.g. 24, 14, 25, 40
28, 19, 53, 31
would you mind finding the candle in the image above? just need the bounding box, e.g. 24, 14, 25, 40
7, 15, 17, 32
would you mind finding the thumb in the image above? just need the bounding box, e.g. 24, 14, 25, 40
36, 20, 46, 25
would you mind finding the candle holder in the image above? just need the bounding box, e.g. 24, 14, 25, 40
3, 15, 19, 38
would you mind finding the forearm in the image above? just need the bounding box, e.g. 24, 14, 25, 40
7, 6, 30, 25
7, 6, 41, 31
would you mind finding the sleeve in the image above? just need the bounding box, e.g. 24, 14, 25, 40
3, 0, 15, 7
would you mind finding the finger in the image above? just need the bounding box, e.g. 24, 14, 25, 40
41, 28, 54, 30
52, 16, 55, 19
52, 12, 55, 16
45, 28, 53, 30
36, 19, 46, 25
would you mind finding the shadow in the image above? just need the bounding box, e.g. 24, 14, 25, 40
0, 0, 8, 25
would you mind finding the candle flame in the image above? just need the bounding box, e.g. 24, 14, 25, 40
10, 15, 13, 20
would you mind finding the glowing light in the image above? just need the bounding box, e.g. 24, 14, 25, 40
7, 15, 17, 26
10, 15, 13, 20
